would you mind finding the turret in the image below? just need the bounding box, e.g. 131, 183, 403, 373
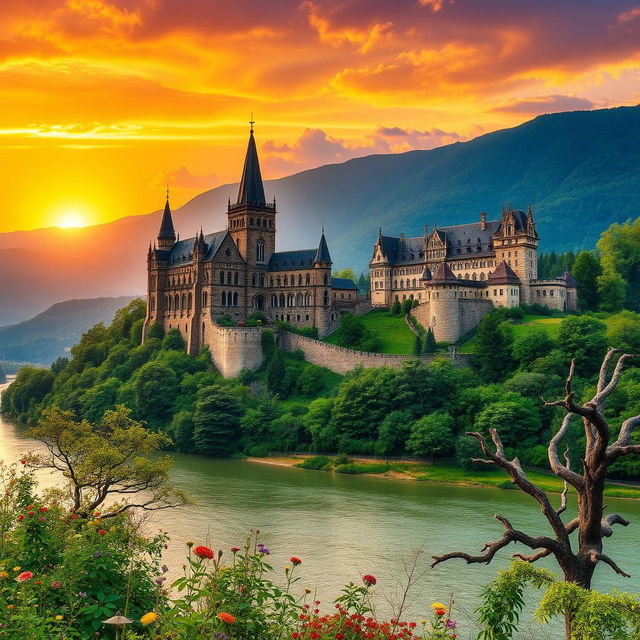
157, 191, 176, 250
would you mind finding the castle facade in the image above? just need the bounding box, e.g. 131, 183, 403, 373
144, 125, 359, 363
369, 208, 578, 342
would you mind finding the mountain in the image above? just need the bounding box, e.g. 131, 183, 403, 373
0, 296, 137, 365
1, 105, 639, 323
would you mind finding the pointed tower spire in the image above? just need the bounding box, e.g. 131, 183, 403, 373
314, 229, 331, 264
157, 189, 176, 249
236, 119, 266, 206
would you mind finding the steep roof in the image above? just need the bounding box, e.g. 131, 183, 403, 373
314, 232, 331, 263
487, 261, 521, 284
164, 230, 228, 265
331, 277, 358, 290
430, 262, 458, 283
158, 197, 176, 239
267, 249, 317, 271
561, 271, 578, 288
236, 129, 266, 206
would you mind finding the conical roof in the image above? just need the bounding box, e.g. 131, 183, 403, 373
488, 261, 521, 284
430, 262, 457, 283
236, 129, 266, 206
158, 197, 176, 239
314, 232, 331, 263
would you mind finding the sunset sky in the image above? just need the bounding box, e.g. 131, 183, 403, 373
1, 0, 639, 232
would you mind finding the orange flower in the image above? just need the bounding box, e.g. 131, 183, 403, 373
194, 545, 214, 559
16, 571, 33, 583
218, 612, 236, 624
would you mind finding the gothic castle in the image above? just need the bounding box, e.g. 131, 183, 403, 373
144, 125, 577, 375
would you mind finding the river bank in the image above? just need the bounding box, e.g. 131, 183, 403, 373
247, 454, 640, 499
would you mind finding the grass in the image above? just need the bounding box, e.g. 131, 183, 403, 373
293, 457, 640, 498
324, 310, 416, 354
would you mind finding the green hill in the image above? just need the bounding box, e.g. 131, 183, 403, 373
0, 296, 136, 365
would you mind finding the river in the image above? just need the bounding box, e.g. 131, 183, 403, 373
1, 379, 639, 639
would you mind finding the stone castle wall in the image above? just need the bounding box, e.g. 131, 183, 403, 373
410, 297, 492, 342
208, 324, 264, 378
459, 298, 494, 334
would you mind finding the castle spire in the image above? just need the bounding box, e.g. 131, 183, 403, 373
236, 119, 266, 206
314, 229, 331, 264
157, 190, 176, 246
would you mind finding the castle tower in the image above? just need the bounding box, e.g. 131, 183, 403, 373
427, 262, 461, 342
227, 121, 276, 267
157, 192, 176, 250
494, 205, 538, 304
313, 229, 333, 335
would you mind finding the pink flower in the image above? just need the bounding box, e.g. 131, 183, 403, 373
16, 571, 33, 583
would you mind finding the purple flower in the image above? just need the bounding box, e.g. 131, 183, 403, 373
445, 619, 457, 629
161, 564, 169, 573
94, 551, 101, 558
258, 546, 270, 554
155, 577, 165, 586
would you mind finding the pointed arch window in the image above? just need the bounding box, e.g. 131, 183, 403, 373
251, 273, 256, 286
257, 239, 265, 262
279, 293, 285, 307
305, 273, 310, 285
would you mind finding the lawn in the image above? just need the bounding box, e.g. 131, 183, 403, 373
324, 310, 416, 354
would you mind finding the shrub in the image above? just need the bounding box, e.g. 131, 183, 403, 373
296, 455, 332, 470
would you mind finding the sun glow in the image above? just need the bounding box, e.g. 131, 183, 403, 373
56, 209, 90, 229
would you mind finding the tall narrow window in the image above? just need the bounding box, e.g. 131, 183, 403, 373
222, 291, 227, 306
257, 239, 265, 262
219, 271, 224, 284
234, 271, 239, 285
233, 292, 239, 306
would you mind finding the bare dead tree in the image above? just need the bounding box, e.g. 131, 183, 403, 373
432, 349, 639, 635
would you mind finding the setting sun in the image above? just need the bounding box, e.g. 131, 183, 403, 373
56, 210, 89, 229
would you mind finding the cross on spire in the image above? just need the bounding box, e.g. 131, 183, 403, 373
249, 112, 255, 133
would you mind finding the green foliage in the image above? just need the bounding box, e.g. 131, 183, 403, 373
134, 361, 178, 425
413, 334, 423, 356
401, 298, 414, 315
333, 267, 357, 281
266, 349, 287, 397
193, 384, 243, 456
295, 454, 332, 470
538, 251, 576, 279
261, 329, 276, 361
511, 328, 554, 368
303, 397, 337, 451
391, 299, 402, 315
169, 411, 195, 453
0, 367, 54, 421
332, 313, 380, 352
423, 327, 437, 354
162, 328, 186, 351
474, 397, 542, 450
455, 434, 487, 471
606, 310, 640, 354
558, 314, 607, 374
572, 251, 601, 310
406, 411, 455, 459
145, 321, 165, 339
474, 311, 515, 381
375, 409, 413, 457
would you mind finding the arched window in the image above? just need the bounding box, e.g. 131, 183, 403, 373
227, 271, 232, 284
260, 275, 265, 287
234, 271, 239, 285
166, 296, 171, 310
323, 273, 328, 285
251, 273, 256, 286
222, 291, 227, 306
323, 290, 329, 306
150, 296, 155, 312
287, 294, 293, 307
219, 271, 225, 284
174, 294, 179, 310
187, 292, 192, 308
296, 293, 303, 306
271, 294, 278, 307
202, 291, 208, 306
279, 293, 285, 307
298, 274, 303, 286
289, 274, 295, 286
233, 292, 239, 306
305, 273, 310, 285
277, 277, 281, 287
257, 239, 265, 262
180, 294, 185, 309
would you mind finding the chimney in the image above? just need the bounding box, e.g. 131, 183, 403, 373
480, 212, 487, 230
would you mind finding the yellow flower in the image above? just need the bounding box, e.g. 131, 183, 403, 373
284, 565, 292, 572
431, 602, 445, 610
420, 619, 428, 624
186, 540, 194, 547
12, 567, 20, 572
141, 612, 159, 626
304, 588, 312, 594
7, 604, 14, 609
0, 571, 9, 580
55, 615, 63, 621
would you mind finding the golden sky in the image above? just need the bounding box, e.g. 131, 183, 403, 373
1, 0, 639, 232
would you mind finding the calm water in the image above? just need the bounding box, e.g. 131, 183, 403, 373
1, 380, 639, 639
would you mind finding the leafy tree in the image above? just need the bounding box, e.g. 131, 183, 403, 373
1, 367, 54, 418
26, 405, 186, 516
375, 409, 413, 456
261, 329, 276, 361
304, 397, 337, 451
390, 299, 401, 315
557, 315, 607, 374
406, 411, 455, 461
412, 334, 423, 356
605, 310, 640, 354
572, 251, 601, 310
266, 349, 287, 397
455, 434, 488, 471
423, 327, 437, 354
193, 384, 243, 456
269, 413, 305, 452
169, 411, 195, 453
333, 267, 357, 281
134, 361, 178, 423
333, 313, 379, 351
241, 389, 282, 451
162, 328, 186, 351
473, 398, 542, 450
80, 377, 121, 423
511, 328, 554, 368
297, 365, 323, 396
50, 357, 69, 376
474, 312, 515, 381
357, 272, 370, 294
401, 298, 413, 315
145, 322, 165, 340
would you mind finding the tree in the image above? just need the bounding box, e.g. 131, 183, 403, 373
26, 405, 186, 517
134, 361, 178, 423
474, 398, 542, 450
266, 349, 287, 397
412, 334, 423, 356
557, 315, 606, 374
240, 389, 282, 450
304, 397, 336, 451
145, 322, 165, 340
474, 312, 515, 381
401, 298, 413, 315
376, 409, 413, 456
572, 251, 601, 310
261, 329, 276, 361
0, 362, 5, 384
605, 310, 640, 354
423, 327, 437, 354
406, 411, 454, 461
80, 377, 120, 422
334, 313, 379, 351
333, 267, 356, 281
390, 299, 401, 315
511, 328, 554, 368
432, 350, 640, 639
193, 384, 243, 456
162, 328, 186, 351
169, 411, 195, 453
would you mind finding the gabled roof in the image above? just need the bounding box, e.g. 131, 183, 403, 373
487, 261, 521, 284
561, 271, 578, 288
236, 129, 266, 206
332, 277, 358, 290
438, 220, 500, 259
158, 197, 176, 239
314, 232, 331, 263
430, 262, 458, 283
267, 249, 317, 271
165, 230, 228, 265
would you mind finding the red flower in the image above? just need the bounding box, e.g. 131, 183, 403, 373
217, 612, 235, 623
16, 571, 33, 583
98, 529, 107, 535
193, 545, 214, 559
435, 608, 446, 617
28, 511, 35, 516
362, 574, 377, 586
20, 460, 26, 465
231, 547, 240, 553
39, 507, 47, 513
17, 515, 25, 521
290, 556, 302, 566
70, 514, 78, 520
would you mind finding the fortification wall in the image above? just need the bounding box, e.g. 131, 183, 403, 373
459, 298, 493, 334
278, 331, 436, 374
207, 324, 264, 378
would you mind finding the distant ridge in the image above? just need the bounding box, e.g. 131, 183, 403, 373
1, 105, 639, 323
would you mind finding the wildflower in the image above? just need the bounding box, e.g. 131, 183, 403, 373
362, 574, 377, 586
218, 612, 236, 624
28, 511, 35, 516
305, 588, 312, 594
0, 571, 8, 580
431, 602, 445, 610
16, 571, 34, 582
155, 577, 165, 586
98, 529, 107, 535
186, 540, 195, 547
50, 581, 62, 589
70, 514, 78, 520
20, 460, 26, 465
257, 543, 270, 555
17, 515, 25, 521
445, 619, 457, 629
39, 507, 47, 513
7, 605, 14, 610
38, 516, 45, 522
290, 556, 302, 566
77, 592, 87, 598
141, 612, 159, 626
161, 564, 169, 573
435, 608, 447, 617
231, 547, 240, 553
55, 615, 63, 621
12, 567, 21, 572
194, 545, 214, 559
